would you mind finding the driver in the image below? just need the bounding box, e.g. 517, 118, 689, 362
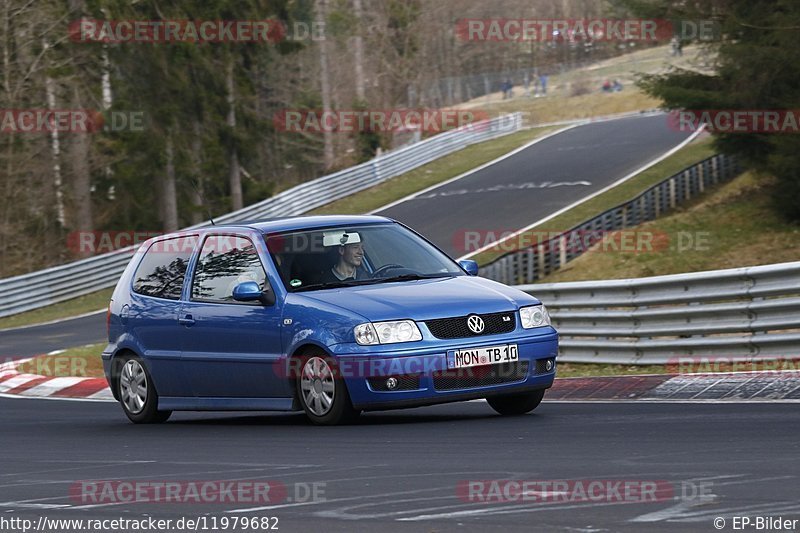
322, 240, 369, 283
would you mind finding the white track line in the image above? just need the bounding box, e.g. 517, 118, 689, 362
368, 125, 580, 215
0, 308, 105, 333
459, 123, 705, 260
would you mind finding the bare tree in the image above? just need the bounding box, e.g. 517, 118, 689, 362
226, 57, 243, 211
161, 131, 179, 232
352, 0, 366, 102
315, 0, 335, 170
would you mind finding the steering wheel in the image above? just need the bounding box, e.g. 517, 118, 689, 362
372, 264, 417, 278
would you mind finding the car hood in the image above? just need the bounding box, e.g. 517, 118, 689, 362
293, 276, 540, 322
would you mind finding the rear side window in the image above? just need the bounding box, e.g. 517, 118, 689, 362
132, 236, 197, 300
191, 235, 267, 304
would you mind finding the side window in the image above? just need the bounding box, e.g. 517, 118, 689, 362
132, 236, 196, 300
191, 235, 268, 304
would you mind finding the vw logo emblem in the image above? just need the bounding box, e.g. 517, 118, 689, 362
467, 315, 485, 334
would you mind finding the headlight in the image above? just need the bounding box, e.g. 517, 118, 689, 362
354, 323, 379, 345
354, 320, 422, 345
519, 305, 550, 329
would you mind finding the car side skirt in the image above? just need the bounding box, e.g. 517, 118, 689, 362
158, 397, 298, 412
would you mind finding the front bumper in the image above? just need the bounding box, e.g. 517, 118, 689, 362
334, 331, 559, 411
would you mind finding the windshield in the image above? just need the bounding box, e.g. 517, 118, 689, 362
266, 223, 464, 292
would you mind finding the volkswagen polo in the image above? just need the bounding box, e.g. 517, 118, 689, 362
104, 215, 558, 425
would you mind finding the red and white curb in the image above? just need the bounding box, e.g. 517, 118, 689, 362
0, 356, 113, 401
2, 354, 799, 403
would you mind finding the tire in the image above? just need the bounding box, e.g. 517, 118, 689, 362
296, 354, 360, 425
487, 389, 545, 416
117, 354, 172, 424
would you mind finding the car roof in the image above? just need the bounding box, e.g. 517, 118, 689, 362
200, 215, 395, 235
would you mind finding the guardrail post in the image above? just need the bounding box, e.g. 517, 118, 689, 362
711, 155, 720, 185
684, 170, 692, 201
669, 178, 677, 209
698, 160, 705, 193
557, 234, 567, 269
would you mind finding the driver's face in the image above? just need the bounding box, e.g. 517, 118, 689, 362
340, 243, 364, 267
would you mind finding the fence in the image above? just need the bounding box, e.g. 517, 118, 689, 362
0, 113, 522, 318
480, 153, 743, 285
518, 261, 800, 364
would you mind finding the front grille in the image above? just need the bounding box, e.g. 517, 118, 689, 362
433, 361, 529, 391
425, 311, 516, 339
367, 374, 421, 392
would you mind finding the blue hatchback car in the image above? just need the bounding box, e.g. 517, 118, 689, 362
104, 215, 558, 425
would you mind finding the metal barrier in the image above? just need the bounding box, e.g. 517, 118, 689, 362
518, 261, 800, 364
0, 113, 522, 318
481, 153, 744, 285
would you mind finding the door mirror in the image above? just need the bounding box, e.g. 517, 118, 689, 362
233, 281, 265, 302
233, 281, 277, 306
458, 259, 479, 276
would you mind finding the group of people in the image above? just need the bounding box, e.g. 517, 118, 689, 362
602, 79, 624, 93
501, 71, 550, 100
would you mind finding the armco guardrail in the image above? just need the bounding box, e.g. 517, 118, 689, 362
481, 153, 743, 285
518, 261, 800, 364
0, 113, 522, 318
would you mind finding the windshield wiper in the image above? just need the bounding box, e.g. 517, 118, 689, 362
292, 280, 363, 292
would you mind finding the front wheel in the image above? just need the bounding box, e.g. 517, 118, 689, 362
297, 355, 360, 425
117, 355, 172, 424
487, 389, 545, 416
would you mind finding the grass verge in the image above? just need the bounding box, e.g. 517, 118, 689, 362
0, 289, 112, 331
539, 171, 800, 282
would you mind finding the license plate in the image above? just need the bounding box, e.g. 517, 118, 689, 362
447, 344, 519, 369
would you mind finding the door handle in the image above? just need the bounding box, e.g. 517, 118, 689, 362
178, 315, 195, 327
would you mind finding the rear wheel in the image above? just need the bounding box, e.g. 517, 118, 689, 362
117, 355, 171, 424
487, 389, 545, 416
297, 355, 360, 425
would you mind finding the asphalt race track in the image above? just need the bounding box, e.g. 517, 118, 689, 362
0, 312, 105, 360
377, 113, 692, 257
1, 397, 798, 532
0, 113, 691, 358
